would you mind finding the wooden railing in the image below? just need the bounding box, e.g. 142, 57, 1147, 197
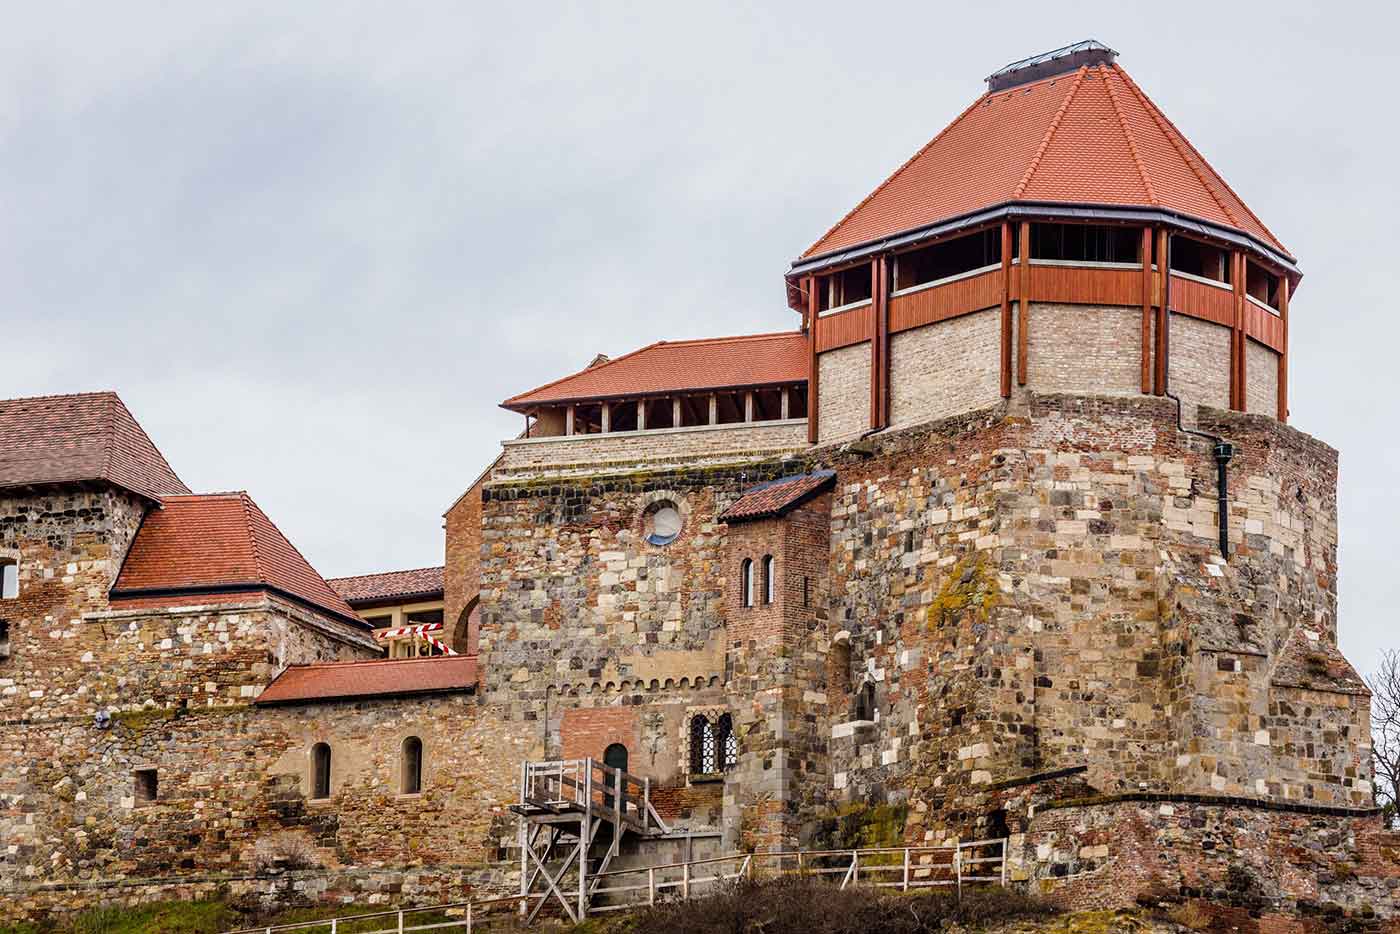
519, 758, 669, 835
219, 839, 1009, 932
585, 838, 1010, 913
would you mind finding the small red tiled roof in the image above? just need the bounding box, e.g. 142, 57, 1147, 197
328, 567, 444, 605
254, 655, 479, 705
721, 471, 836, 524
803, 62, 1288, 260
111, 492, 362, 625
0, 391, 190, 501
503, 331, 807, 411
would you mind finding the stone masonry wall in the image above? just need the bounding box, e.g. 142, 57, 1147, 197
818, 341, 871, 444
1, 692, 527, 922
816, 394, 1369, 848
888, 308, 1001, 431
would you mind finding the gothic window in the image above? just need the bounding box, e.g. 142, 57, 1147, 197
690, 715, 716, 774
311, 743, 332, 799
0, 619, 9, 660
1, 560, 17, 600
401, 736, 423, 795
740, 559, 753, 608
761, 555, 775, 606
718, 713, 737, 770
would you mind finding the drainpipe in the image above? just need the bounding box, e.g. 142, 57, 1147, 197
1159, 232, 1234, 560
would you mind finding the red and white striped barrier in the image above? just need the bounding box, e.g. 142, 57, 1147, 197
372, 621, 458, 656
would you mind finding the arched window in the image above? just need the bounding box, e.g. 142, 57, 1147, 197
690, 715, 717, 774
0, 559, 17, 600
761, 555, 775, 606
311, 743, 331, 799
401, 736, 423, 795
739, 559, 753, 608
717, 713, 737, 771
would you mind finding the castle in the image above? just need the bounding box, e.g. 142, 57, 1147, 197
3, 41, 1397, 929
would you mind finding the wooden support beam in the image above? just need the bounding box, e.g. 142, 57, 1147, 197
709, 393, 718, 425
672, 397, 681, 428
600, 403, 610, 434
1278, 277, 1290, 422
1000, 222, 1012, 398
744, 391, 754, 423
566, 405, 576, 437
1017, 222, 1030, 386
781, 387, 790, 420
1231, 251, 1246, 411
1141, 227, 1153, 394
637, 399, 647, 431
1154, 230, 1169, 394
869, 254, 890, 430
806, 275, 820, 443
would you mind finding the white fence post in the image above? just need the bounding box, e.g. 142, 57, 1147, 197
902, 848, 910, 892
954, 844, 963, 900
648, 866, 656, 906
682, 861, 691, 900
466, 902, 472, 934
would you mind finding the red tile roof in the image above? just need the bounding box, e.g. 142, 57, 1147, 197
721, 471, 836, 524
111, 492, 363, 625
503, 331, 807, 410
254, 655, 479, 705
0, 391, 189, 501
803, 62, 1288, 260
328, 566, 444, 605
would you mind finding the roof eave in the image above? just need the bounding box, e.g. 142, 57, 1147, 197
108, 583, 370, 631
501, 378, 810, 414
253, 684, 475, 707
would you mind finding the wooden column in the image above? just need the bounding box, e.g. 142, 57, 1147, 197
601, 403, 610, 433
806, 276, 820, 444
1017, 222, 1030, 386
780, 387, 791, 420
1154, 230, 1169, 394
1141, 227, 1154, 394
637, 399, 647, 431
744, 391, 754, 422
1000, 222, 1012, 397
672, 397, 682, 427
709, 393, 718, 425
566, 405, 576, 436
869, 256, 889, 430
878, 254, 890, 429
1231, 251, 1246, 411
1278, 277, 1290, 422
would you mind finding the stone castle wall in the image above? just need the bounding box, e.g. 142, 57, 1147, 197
444, 477, 485, 652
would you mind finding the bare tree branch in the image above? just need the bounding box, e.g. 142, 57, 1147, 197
1365, 649, 1400, 827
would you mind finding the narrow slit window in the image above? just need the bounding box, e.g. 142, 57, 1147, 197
740, 559, 753, 608
0, 619, 9, 659
761, 555, 775, 606
718, 713, 737, 771
134, 768, 158, 804
1, 560, 17, 600
401, 736, 423, 795
311, 743, 331, 799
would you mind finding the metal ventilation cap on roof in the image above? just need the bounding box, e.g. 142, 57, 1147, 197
986, 40, 1117, 91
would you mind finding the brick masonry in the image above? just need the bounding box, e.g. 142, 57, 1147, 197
888, 308, 1001, 430
1248, 338, 1281, 417
817, 341, 871, 444
1169, 314, 1232, 413
443, 476, 485, 652
1026, 303, 1142, 396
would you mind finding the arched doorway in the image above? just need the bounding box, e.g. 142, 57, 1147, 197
603, 743, 628, 810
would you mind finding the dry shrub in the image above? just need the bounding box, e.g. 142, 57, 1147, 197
609, 876, 1055, 934
1167, 901, 1212, 931
252, 832, 319, 871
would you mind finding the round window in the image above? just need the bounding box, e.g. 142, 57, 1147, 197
645, 503, 683, 546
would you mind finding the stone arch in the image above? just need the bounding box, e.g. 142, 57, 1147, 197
450, 595, 479, 655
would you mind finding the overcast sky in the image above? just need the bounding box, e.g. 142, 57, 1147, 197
3, 2, 1395, 676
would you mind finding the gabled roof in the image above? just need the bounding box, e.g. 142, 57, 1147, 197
254, 655, 479, 705
0, 391, 190, 502
111, 492, 363, 626
721, 471, 836, 524
328, 566, 444, 606
801, 59, 1289, 263
502, 331, 807, 411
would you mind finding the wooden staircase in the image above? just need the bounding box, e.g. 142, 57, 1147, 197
509, 758, 670, 923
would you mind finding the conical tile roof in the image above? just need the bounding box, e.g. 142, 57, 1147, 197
802, 60, 1287, 262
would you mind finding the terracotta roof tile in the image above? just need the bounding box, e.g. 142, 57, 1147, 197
254, 655, 478, 705
111, 492, 362, 625
503, 331, 807, 410
328, 567, 445, 605
0, 391, 189, 501
803, 63, 1288, 260
721, 471, 836, 524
